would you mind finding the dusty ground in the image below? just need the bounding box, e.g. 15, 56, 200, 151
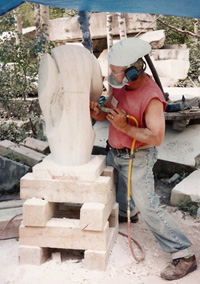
0, 204, 200, 284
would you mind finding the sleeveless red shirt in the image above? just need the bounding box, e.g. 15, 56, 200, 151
108, 75, 166, 149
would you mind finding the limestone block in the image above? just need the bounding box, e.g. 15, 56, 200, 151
195, 154, 200, 168
0, 156, 29, 191
0, 140, 45, 167
19, 219, 109, 251
32, 154, 106, 182
20, 173, 112, 204
170, 169, 200, 206
157, 124, 200, 167
164, 44, 187, 50
101, 166, 115, 189
80, 188, 115, 231
23, 198, 56, 227
38, 44, 103, 166
84, 226, 118, 270
146, 59, 189, 81
51, 251, 62, 264
151, 48, 189, 61
48, 13, 156, 41
138, 30, 166, 49
163, 87, 200, 102
158, 76, 179, 87
19, 245, 50, 265
20, 137, 49, 154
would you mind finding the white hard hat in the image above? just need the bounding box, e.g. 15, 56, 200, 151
108, 38, 151, 66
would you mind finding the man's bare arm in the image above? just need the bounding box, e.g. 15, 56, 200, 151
107, 99, 165, 146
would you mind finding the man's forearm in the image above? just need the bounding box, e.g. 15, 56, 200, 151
120, 123, 163, 146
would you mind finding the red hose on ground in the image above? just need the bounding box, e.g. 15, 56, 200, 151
119, 220, 145, 263
0, 213, 22, 238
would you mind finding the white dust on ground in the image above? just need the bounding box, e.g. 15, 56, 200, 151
0, 206, 200, 284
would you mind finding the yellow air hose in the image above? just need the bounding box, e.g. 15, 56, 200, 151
119, 114, 145, 263
98, 105, 145, 262
126, 115, 139, 221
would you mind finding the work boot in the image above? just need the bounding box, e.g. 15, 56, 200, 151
118, 213, 139, 223
161, 255, 197, 280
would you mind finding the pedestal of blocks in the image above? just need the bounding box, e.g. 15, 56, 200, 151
19, 154, 118, 270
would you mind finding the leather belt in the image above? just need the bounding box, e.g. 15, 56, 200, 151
115, 144, 153, 155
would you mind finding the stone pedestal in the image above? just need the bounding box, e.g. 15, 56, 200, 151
19, 155, 118, 270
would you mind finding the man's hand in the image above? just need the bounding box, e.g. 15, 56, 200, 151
90, 100, 107, 122
90, 101, 100, 118
107, 108, 128, 130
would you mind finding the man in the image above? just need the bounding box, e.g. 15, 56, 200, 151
90, 38, 197, 280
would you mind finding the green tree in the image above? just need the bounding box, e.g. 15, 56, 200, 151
157, 15, 200, 87
157, 15, 197, 46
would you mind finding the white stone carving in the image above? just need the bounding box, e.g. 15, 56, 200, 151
38, 44, 103, 166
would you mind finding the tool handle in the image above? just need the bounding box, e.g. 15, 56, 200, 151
98, 105, 110, 113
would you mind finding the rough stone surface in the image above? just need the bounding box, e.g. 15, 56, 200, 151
158, 124, 200, 167
138, 30, 166, 49
0, 156, 29, 191
170, 169, 200, 205
164, 87, 200, 101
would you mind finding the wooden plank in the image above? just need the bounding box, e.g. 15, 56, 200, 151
20, 173, 112, 204
0, 207, 22, 240
49, 13, 156, 41
19, 245, 51, 265
20, 137, 49, 154
0, 140, 45, 167
80, 188, 116, 231
23, 198, 57, 227
19, 219, 109, 251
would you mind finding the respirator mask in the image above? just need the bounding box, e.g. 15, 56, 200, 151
108, 59, 146, 89
108, 66, 128, 89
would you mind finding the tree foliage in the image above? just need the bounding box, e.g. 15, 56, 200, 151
157, 15, 200, 87
16, 2, 77, 28
157, 15, 198, 46
0, 7, 53, 140
0, 28, 53, 101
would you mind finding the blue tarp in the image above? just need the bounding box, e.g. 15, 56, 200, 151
0, 0, 200, 18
